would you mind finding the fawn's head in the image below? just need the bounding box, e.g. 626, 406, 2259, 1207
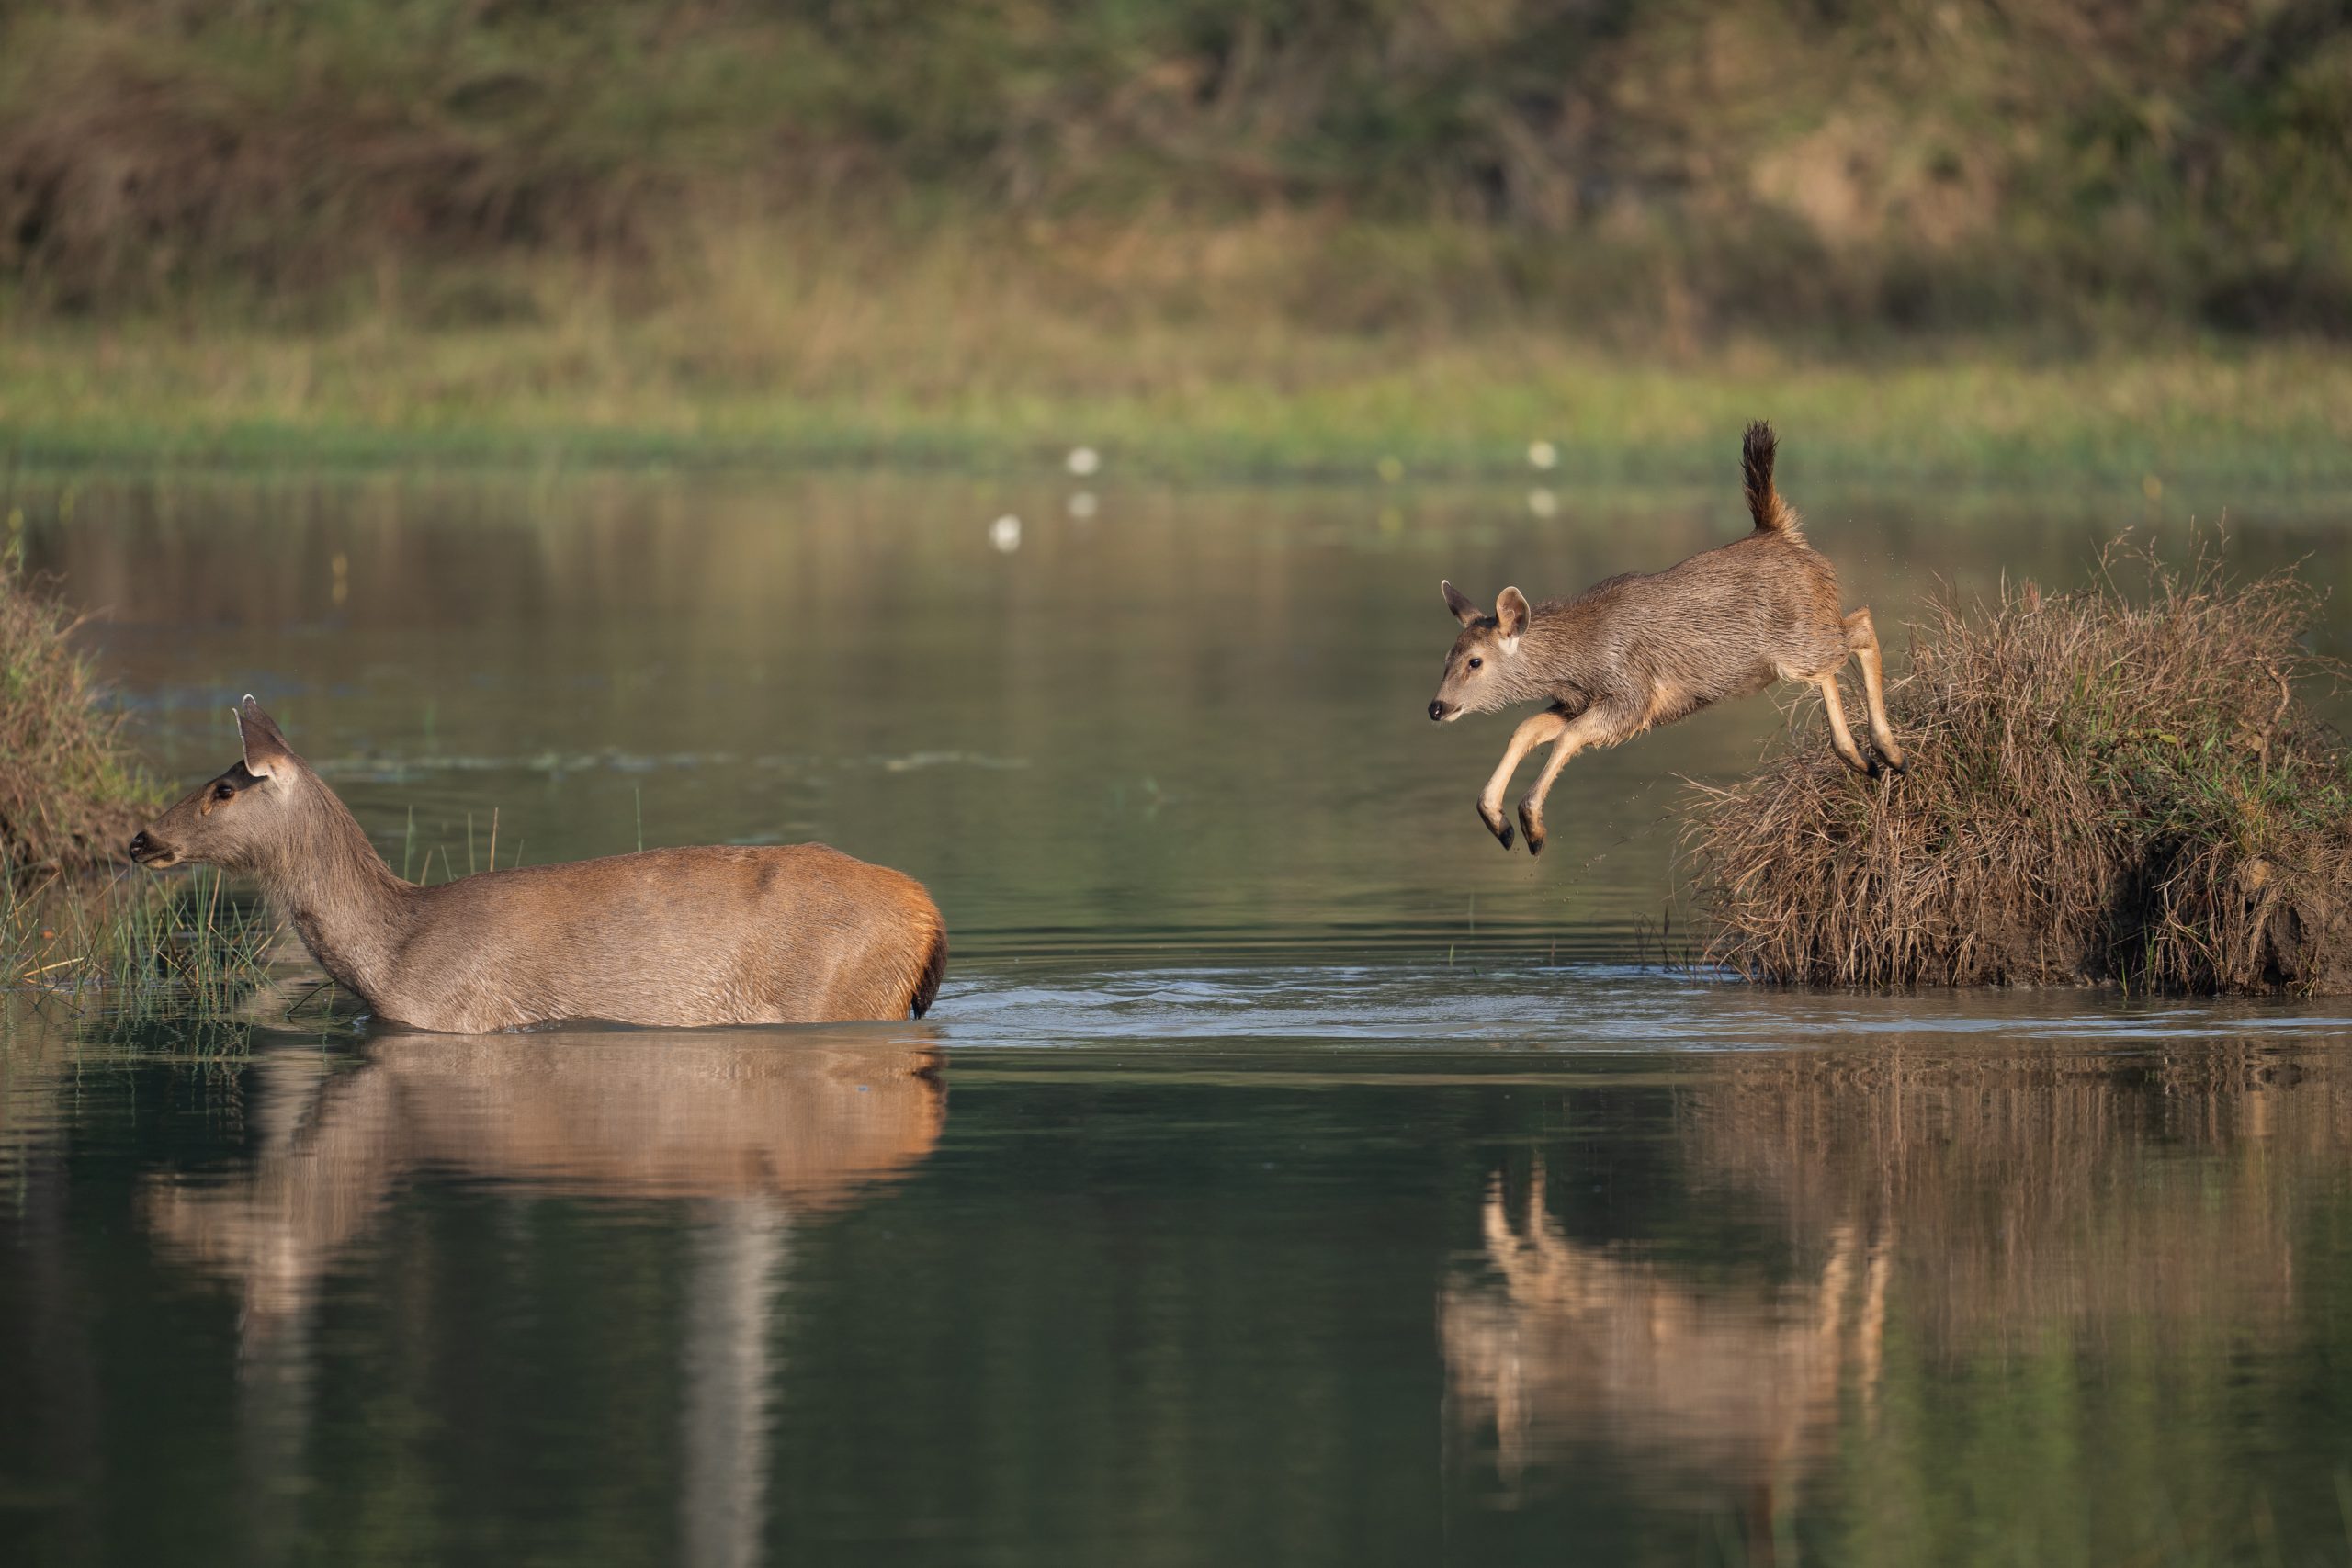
1429, 581, 1532, 721
130, 697, 314, 873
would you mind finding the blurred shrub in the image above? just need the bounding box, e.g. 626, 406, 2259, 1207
2, 0, 2347, 335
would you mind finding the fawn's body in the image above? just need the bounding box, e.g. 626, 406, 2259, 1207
1430, 423, 1904, 855
130, 699, 947, 1031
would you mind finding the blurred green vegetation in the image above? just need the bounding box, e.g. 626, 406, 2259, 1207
1, 0, 2347, 473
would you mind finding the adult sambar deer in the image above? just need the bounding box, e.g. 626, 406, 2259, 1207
1429, 422, 1905, 856
129, 698, 948, 1031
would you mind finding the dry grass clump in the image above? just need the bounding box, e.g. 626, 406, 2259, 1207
1690, 551, 2352, 994
0, 550, 155, 875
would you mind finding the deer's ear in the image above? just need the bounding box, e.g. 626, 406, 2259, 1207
1496, 587, 1531, 643
237, 695, 294, 780
1442, 580, 1482, 626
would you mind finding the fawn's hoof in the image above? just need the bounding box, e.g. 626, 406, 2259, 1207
1517, 801, 1546, 858
1478, 800, 1514, 851
1879, 750, 1909, 775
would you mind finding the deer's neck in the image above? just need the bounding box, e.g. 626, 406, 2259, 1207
252, 780, 418, 1008
1501, 606, 1603, 705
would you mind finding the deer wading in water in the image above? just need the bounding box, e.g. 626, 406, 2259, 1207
1429, 422, 1905, 856
129, 698, 947, 1031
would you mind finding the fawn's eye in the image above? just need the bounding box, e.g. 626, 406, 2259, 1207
212, 783, 236, 802
1467, 657, 1483, 671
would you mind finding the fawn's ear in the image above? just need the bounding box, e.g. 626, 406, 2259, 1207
1496, 587, 1531, 644
237, 695, 295, 780
1442, 580, 1483, 626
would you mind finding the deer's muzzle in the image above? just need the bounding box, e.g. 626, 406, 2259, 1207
127, 830, 180, 868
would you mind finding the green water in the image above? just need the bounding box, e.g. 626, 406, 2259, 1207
5, 473, 2352, 1565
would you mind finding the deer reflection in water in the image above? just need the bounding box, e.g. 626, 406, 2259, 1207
141, 1028, 946, 1568
1442, 1042, 2342, 1560
1442, 1166, 1890, 1546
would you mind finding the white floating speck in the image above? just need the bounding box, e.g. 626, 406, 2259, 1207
1067, 491, 1099, 520
1066, 446, 1102, 477
1527, 488, 1558, 518
989, 514, 1023, 553
1528, 440, 1559, 470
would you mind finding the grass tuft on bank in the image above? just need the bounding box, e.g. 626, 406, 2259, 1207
1689, 551, 2352, 995
0, 545, 155, 876
0, 558, 280, 1007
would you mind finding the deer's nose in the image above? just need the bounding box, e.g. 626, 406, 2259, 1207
1429, 701, 1451, 722
127, 830, 155, 863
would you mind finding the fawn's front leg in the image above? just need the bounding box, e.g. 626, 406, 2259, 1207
1477, 710, 1568, 851
1514, 706, 1619, 857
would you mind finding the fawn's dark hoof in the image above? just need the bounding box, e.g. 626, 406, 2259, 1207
1517, 801, 1545, 858
1479, 801, 1514, 851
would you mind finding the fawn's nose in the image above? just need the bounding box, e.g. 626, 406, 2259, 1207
127, 830, 154, 862
1428, 701, 1451, 722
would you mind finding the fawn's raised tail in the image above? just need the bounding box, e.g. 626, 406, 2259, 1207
1741, 421, 1802, 536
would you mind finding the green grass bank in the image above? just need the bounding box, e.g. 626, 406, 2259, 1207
6, 318, 2349, 484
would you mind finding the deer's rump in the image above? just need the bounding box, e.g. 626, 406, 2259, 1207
383, 844, 947, 1031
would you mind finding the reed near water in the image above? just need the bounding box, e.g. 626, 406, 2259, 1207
1688, 551, 2352, 995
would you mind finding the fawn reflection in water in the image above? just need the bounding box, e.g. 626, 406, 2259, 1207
141, 1028, 945, 1568
1441, 1041, 2338, 1557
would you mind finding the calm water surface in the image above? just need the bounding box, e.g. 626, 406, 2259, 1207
5, 473, 2352, 1565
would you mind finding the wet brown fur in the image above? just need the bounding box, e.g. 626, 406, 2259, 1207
1430, 422, 1905, 856
129, 698, 948, 1031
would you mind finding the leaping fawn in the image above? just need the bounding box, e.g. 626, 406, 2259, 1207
1429, 422, 1905, 857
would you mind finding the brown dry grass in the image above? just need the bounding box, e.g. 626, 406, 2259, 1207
1689, 549, 2352, 993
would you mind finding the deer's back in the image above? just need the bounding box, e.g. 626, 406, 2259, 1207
1538, 532, 1846, 716
382, 844, 944, 1030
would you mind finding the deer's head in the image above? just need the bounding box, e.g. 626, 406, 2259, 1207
1430, 581, 1531, 721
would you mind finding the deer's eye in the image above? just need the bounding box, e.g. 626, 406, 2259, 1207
212, 783, 236, 802
1467, 657, 1483, 671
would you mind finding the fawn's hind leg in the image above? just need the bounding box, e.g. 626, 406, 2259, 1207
1842, 608, 1906, 772
1478, 710, 1568, 851
1815, 674, 1874, 776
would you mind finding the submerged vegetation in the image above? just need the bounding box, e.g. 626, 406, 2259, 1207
1690, 554, 2352, 994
